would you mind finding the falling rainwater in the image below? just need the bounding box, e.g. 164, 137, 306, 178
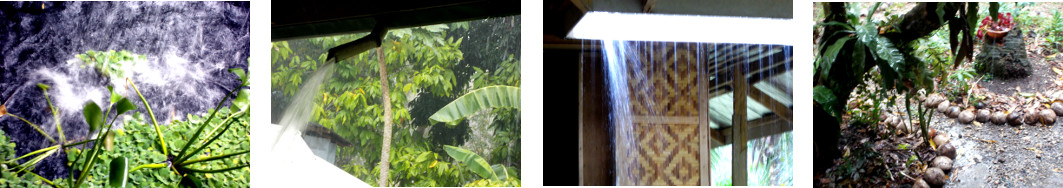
272, 62, 336, 151
600, 39, 793, 185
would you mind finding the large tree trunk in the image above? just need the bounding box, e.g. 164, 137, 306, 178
813, 2, 848, 178
377, 47, 394, 187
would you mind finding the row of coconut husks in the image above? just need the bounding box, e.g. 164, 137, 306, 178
880, 88, 1063, 187
922, 89, 1063, 127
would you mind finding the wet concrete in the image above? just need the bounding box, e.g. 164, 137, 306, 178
931, 113, 1063, 187
0, 2, 248, 179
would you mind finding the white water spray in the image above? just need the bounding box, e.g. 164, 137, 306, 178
271, 62, 336, 151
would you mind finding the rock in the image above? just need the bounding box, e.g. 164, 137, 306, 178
947, 106, 962, 118
976, 109, 991, 122
992, 111, 1007, 125
937, 102, 950, 113
938, 143, 957, 159
1041, 109, 1057, 125
934, 134, 949, 147
924, 167, 948, 186
958, 110, 976, 124
932, 156, 954, 171
1025, 108, 1040, 125
973, 28, 1031, 78
1053, 102, 1063, 116
1008, 111, 1024, 126
914, 178, 931, 188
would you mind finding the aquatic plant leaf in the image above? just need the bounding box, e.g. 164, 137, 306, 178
107, 85, 122, 104
232, 90, 249, 111
229, 68, 247, 85
37, 83, 50, 90
429, 86, 520, 125
109, 156, 128, 187
115, 98, 136, 116
84, 101, 104, 133
443, 145, 497, 181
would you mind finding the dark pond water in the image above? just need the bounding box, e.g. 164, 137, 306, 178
0, 1, 248, 179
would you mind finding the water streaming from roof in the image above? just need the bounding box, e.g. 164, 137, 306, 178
600, 39, 793, 185
273, 62, 336, 151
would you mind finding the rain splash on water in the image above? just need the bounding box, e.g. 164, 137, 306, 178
0, 2, 248, 179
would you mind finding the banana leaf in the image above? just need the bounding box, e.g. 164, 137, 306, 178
430, 86, 519, 125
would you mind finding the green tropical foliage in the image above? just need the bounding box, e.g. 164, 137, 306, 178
430, 86, 520, 124
815, 2, 982, 150
272, 16, 520, 186
76, 50, 145, 81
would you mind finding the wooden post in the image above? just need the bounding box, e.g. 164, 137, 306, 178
579, 53, 585, 186
377, 47, 393, 187
732, 64, 748, 186
699, 44, 711, 186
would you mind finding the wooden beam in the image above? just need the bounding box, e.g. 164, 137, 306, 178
731, 64, 748, 186
705, 57, 793, 99
712, 115, 791, 148
698, 43, 711, 185
749, 87, 792, 123
570, 0, 589, 13
543, 35, 602, 50
747, 116, 793, 140
706, 55, 791, 98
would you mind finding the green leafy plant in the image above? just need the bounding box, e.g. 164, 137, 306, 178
1044, 10, 1063, 53
429, 86, 520, 125
942, 67, 976, 102
76, 50, 145, 81
442, 145, 519, 187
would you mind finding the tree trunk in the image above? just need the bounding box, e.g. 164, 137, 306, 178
377, 47, 394, 187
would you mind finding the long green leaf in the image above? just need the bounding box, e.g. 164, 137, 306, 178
443, 145, 496, 180
109, 156, 128, 188
127, 79, 167, 155
429, 86, 519, 124
40, 83, 65, 144
817, 36, 851, 81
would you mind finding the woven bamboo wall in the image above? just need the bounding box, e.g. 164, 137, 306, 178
616, 42, 703, 186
